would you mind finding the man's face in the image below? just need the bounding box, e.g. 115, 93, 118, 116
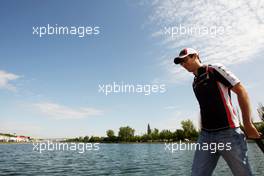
180, 55, 196, 72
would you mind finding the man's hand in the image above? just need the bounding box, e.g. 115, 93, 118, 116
244, 123, 261, 139
232, 83, 261, 139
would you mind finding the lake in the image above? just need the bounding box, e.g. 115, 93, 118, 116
0, 143, 263, 175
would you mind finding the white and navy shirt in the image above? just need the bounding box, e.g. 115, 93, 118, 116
193, 64, 240, 131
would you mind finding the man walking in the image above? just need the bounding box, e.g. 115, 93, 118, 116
173, 48, 261, 176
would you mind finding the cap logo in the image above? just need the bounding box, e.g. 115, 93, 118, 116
179, 48, 187, 56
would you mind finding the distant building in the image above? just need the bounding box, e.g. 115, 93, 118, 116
16, 136, 30, 142
0, 135, 9, 142
0, 134, 31, 142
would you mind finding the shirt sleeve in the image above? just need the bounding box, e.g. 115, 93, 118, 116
210, 64, 240, 88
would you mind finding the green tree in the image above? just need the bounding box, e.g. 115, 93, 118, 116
173, 129, 185, 141
83, 136, 89, 142
151, 128, 159, 141
89, 136, 102, 142
133, 135, 141, 142
140, 134, 149, 142
257, 103, 264, 121
106, 130, 115, 138
159, 130, 173, 141
106, 129, 116, 142
181, 119, 198, 140
118, 126, 135, 142
259, 123, 264, 134
78, 136, 83, 142
147, 124, 151, 135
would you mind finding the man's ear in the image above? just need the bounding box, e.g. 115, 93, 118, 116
189, 54, 194, 59
193, 54, 200, 62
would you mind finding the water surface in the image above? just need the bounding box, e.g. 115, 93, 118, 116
0, 143, 263, 175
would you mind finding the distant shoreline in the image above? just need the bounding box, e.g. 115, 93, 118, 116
0, 142, 33, 144
0, 140, 260, 145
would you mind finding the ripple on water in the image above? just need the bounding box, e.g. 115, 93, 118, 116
0, 143, 263, 176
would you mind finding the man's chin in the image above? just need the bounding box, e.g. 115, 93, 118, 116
183, 67, 193, 72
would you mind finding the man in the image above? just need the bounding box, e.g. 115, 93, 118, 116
173, 48, 261, 176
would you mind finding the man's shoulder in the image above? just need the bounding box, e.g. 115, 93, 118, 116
207, 63, 240, 86
207, 63, 229, 74
208, 63, 225, 70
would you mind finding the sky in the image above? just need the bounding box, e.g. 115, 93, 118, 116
0, 0, 264, 138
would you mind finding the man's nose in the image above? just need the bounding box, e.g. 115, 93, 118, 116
180, 62, 186, 66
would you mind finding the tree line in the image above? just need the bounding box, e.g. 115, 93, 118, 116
65, 119, 199, 143
65, 116, 264, 143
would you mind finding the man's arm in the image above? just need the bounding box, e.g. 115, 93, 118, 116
231, 83, 261, 139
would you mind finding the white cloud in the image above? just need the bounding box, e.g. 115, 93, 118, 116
34, 102, 103, 120
144, 0, 264, 83
0, 70, 20, 91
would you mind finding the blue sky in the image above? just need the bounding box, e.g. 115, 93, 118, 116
1, 0, 264, 138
